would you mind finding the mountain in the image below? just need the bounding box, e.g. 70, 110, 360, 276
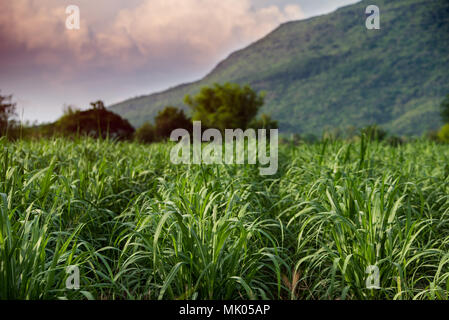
109, 0, 449, 136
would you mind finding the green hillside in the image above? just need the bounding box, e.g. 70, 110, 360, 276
109, 0, 449, 136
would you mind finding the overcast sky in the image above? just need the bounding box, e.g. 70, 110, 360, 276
0, 0, 359, 123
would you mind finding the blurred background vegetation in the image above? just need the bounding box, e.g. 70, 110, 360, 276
109, 0, 449, 137
1, 84, 449, 145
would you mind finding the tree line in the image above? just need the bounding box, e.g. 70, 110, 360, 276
1, 85, 449, 144
0, 83, 278, 143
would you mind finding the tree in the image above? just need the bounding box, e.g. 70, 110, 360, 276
438, 123, 449, 143
184, 83, 264, 131
441, 94, 449, 124
249, 114, 278, 130
0, 92, 17, 136
135, 122, 156, 144
155, 106, 191, 139
56, 100, 134, 140
90, 100, 106, 110
63, 104, 81, 116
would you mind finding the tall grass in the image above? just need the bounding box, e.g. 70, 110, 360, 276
0, 136, 448, 299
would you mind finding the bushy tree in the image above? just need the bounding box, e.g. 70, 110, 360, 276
155, 106, 191, 139
440, 94, 449, 124
0, 92, 17, 136
386, 135, 404, 147
56, 100, 134, 140
135, 122, 156, 144
184, 83, 264, 131
438, 123, 449, 143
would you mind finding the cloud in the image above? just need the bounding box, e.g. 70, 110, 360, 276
0, 0, 304, 73
0, 0, 304, 123
0, 1, 91, 58
103, 0, 303, 62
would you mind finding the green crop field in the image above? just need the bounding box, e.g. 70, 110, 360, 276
1, 137, 449, 300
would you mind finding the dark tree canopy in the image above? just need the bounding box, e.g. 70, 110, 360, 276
56, 101, 134, 140
441, 94, 449, 124
135, 122, 156, 144
184, 83, 265, 131
0, 93, 17, 136
154, 106, 191, 139
90, 100, 106, 110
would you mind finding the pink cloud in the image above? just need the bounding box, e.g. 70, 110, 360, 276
0, 0, 304, 72
0, 0, 304, 123
100, 0, 304, 64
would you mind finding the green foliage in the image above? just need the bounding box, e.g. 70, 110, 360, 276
135, 122, 156, 144
110, 0, 449, 136
426, 130, 440, 142
438, 124, 449, 143
249, 114, 279, 130
440, 94, 449, 124
90, 100, 106, 110
56, 101, 134, 140
1, 138, 449, 299
154, 106, 191, 139
385, 135, 404, 147
184, 83, 264, 132
0, 93, 17, 137
360, 125, 388, 142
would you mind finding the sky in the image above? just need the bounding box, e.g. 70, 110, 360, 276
0, 0, 359, 123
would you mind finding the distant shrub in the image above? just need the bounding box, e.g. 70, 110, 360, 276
360, 125, 387, 142
0, 92, 17, 137
289, 133, 302, 146
185, 82, 264, 132
426, 130, 440, 142
386, 136, 405, 147
135, 122, 156, 144
249, 114, 278, 130
155, 106, 191, 140
322, 127, 343, 141
438, 124, 449, 143
280, 133, 301, 146
302, 133, 318, 144
440, 94, 449, 124
56, 100, 135, 140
